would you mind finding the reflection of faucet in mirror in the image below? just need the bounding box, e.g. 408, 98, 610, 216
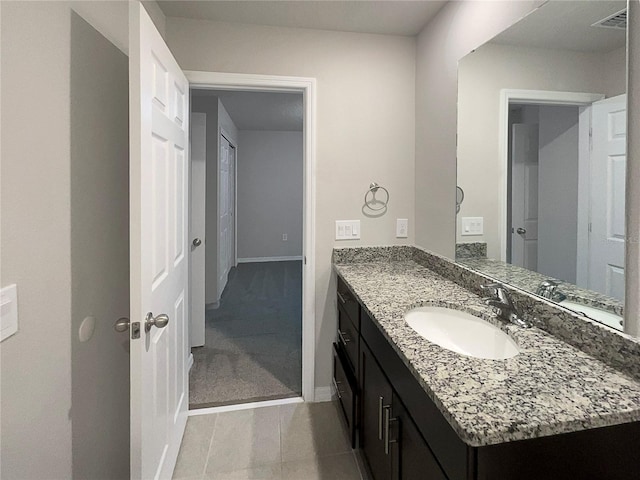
536, 280, 567, 303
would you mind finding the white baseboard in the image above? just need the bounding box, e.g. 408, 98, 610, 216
237, 256, 303, 263
205, 301, 220, 310
187, 353, 194, 371
314, 386, 334, 402
189, 396, 303, 415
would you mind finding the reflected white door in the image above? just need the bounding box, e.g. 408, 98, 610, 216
589, 94, 626, 301
510, 123, 539, 270
130, 3, 189, 479
190, 113, 206, 347
218, 136, 234, 297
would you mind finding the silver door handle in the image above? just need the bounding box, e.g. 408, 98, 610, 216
114, 317, 130, 333
192, 238, 202, 247
516, 227, 526, 235
145, 312, 169, 332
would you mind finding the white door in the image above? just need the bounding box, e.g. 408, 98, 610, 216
589, 94, 626, 300
218, 135, 233, 297
510, 123, 539, 270
190, 113, 206, 347
130, 3, 189, 479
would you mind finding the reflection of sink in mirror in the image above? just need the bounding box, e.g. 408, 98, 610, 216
404, 307, 520, 360
559, 300, 624, 331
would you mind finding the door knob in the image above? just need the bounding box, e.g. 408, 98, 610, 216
516, 227, 527, 235
192, 238, 202, 247
114, 317, 130, 333
145, 312, 169, 332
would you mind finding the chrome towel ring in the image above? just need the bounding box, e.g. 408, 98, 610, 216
364, 182, 389, 211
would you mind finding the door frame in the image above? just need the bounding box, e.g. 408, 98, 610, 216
498, 89, 604, 262
186, 70, 317, 402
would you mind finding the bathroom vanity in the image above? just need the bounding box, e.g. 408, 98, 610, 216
332, 246, 640, 480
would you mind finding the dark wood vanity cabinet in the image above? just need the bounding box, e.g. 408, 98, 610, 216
334, 277, 360, 447
333, 275, 640, 480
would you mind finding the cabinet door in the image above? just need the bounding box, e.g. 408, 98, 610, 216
392, 394, 447, 480
360, 342, 393, 480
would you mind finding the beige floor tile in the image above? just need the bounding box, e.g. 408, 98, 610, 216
205, 406, 281, 474
204, 463, 283, 480
279, 402, 351, 463
173, 414, 218, 479
281, 453, 361, 480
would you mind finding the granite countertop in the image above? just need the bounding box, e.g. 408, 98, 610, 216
333, 259, 640, 447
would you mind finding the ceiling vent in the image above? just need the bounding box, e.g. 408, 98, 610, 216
592, 9, 627, 30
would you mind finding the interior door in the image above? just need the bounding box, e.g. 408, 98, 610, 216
190, 113, 206, 347
510, 123, 539, 270
129, 3, 189, 479
589, 94, 626, 300
218, 135, 232, 297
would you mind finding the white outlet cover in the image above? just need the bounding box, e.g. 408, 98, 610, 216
1, 284, 18, 342
396, 218, 408, 238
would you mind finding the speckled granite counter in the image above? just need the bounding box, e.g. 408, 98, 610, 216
333, 253, 640, 447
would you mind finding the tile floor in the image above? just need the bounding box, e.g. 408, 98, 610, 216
172, 401, 363, 480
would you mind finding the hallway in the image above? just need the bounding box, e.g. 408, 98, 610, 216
190, 261, 302, 408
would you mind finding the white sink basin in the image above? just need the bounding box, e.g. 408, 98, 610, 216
559, 300, 624, 331
404, 306, 520, 360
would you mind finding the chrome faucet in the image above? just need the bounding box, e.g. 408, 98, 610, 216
536, 280, 567, 302
481, 282, 532, 328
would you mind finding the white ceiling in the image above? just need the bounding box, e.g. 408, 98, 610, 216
491, 1, 626, 53
192, 89, 303, 131
157, 0, 447, 36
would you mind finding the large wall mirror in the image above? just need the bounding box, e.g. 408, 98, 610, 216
456, 1, 629, 332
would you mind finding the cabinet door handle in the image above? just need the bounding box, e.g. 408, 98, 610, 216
338, 329, 351, 344
337, 291, 347, 304
384, 406, 398, 455
332, 377, 342, 400
378, 396, 384, 440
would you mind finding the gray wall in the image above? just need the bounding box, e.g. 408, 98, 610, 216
167, 18, 416, 391
414, 0, 543, 258
237, 130, 303, 260
1, 2, 132, 477
70, 12, 130, 479
537, 106, 579, 283
191, 96, 239, 304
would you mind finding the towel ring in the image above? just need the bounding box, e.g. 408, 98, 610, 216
364, 182, 389, 211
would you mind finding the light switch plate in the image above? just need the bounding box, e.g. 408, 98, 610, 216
461, 217, 484, 236
396, 218, 408, 238
336, 220, 361, 240
1, 284, 18, 342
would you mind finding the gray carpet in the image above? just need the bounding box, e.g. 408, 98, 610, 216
190, 261, 302, 409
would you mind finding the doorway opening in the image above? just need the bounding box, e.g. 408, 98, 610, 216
187, 76, 314, 409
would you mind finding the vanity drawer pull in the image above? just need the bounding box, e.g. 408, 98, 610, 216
378, 396, 384, 440
338, 329, 351, 344
337, 291, 347, 304
332, 377, 343, 399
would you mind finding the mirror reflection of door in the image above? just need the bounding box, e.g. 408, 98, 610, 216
588, 94, 626, 301
510, 123, 539, 271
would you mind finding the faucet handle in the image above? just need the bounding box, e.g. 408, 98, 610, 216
480, 282, 502, 294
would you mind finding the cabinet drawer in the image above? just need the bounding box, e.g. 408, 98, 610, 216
338, 304, 359, 372
333, 343, 357, 448
337, 277, 360, 328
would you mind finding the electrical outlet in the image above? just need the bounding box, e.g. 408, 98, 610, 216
282, 234, 288, 241
396, 218, 408, 238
